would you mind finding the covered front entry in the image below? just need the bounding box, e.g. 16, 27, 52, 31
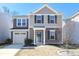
33, 28, 45, 45
35, 30, 43, 45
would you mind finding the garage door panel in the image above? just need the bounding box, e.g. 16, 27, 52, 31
13, 31, 27, 45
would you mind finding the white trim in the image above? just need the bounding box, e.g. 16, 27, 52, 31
50, 30, 55, 32
28, 14, 62, 15
32, 4, 60, 14
33, 28, 45, 45
43, 29, 45, 44
28, 16, 30, 39
16, 18, 27, 27
33, 28, 45, 30
34, 30, 35, 45
10, 29, 28, 31
34, 15, 43, 24
48, 15, 55, 24
16, 18, 21, 27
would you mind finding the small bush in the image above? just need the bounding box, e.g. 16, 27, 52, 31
5, 38, 12, 44
24, 38, 33, 46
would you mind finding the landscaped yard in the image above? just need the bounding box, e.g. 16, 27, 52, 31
15, 44, 79, 56
15, 45, 62, 56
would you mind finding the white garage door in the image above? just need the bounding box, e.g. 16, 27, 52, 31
13, 31, 27, 45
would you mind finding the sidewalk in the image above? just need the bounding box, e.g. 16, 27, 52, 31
0, 44, 23, 56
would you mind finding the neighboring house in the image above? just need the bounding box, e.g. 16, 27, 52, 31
0, 11, 12, 43
11, 4, 62, 45
65, 12, 79, 44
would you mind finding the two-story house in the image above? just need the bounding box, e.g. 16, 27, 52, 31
11, 4, 62, 45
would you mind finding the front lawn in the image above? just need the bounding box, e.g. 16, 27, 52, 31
15, 45, 61, 56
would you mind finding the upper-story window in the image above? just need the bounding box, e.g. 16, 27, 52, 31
22, 19, 26, 26
16, 18, 27, 27
17, 19, 21, 26
48, 15, 57, 23
35, 15, 44, 23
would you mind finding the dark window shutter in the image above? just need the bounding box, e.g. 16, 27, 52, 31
55, 15, 57, 24
55, 30, 57, 40
27, 19, 28, 28
48, 15, 50, 23
27, 31, 28, 39
14, 19, 16, 23
42, 15, 44, 23
14, 19, 16, 27
34, 15, 36, 23
48, 31, 50, 39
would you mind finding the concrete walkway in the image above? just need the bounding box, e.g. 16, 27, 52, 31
0, 44, 23, 56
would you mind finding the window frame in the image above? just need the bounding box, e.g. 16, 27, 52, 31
16, 18, 27, 27
48, 15, 55, 23
49, 30, 55, 40
35, 15, 44, 24
22, 19, 27, 26
16, 19, 22, 27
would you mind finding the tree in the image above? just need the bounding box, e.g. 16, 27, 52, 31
2, 6, 18, 16
2, 6, 10, 13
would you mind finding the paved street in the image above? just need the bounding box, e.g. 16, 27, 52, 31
0, 44, 23, 56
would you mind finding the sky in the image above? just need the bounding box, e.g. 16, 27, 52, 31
0, 3, 79, 19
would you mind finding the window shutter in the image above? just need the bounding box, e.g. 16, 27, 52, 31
48, 15, 50, 23
42, 15, 44, 23
55, 15, 57, 24
48, 31, 50, 40
27, 19, 28, 28
55, 30, 57, 40
14, 19, 16, 27
35, 15, 36, 23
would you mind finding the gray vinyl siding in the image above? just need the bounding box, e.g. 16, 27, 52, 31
34, 6, 56, 14
29, 15, 62, 28
29, 28, 62, 44
30, 28, 34, 41
45, 28, 62, 44
13, 16, 28, 29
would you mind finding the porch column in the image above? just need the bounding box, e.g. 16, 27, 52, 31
43, 29, 45, 44
34, 29, 35, 45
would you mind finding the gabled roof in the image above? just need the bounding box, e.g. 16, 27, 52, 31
70, 11, 79, 18
32, 4, 61, 14
65, 11, 79, 21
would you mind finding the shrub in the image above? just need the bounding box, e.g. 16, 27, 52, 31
24, 38, 33, 46
5, 38, 12, 44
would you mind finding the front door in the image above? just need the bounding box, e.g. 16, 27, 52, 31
36, 31, 43, 45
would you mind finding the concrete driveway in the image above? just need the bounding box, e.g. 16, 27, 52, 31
0, 44, 23, 56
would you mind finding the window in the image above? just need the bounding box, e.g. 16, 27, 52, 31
17, 19, 21, 26
16, 18, 27, 27
49, 30, 55, 40
22, 19, 26, 26
35, 15, 44, 23
48, 15, 56, 23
